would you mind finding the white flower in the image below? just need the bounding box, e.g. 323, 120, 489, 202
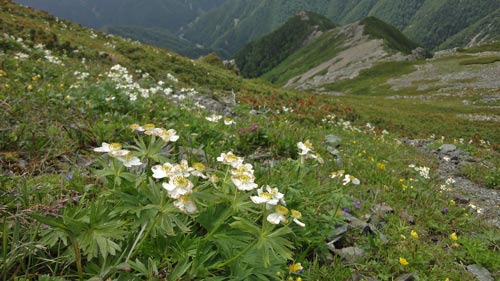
117, 155, 142, 168
205, 114, 223, 122
330, 170, 345, 179
162, 176, 193, 199
342, 174, 360, 185
174, 195, 197, 214
108, 149, 130, 158
217, 151, 244, 168
297, 140, 313, 155
160, 129, 179, 142
144, 127, 165, 136
231, 173, 258, 191
93, 142, 130, 157
93, 142, 122, 153
191, 162, 207, 179
224, 118, 235, 125
151, 162, 174, 179
291, 209, 305, 227
251, 186, 281, 207
231, 163, 254, 176
267, 205, 289, 225
445, 177, 456, 185
171, 159, 194, 177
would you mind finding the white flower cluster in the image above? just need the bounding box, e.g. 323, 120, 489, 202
409, 164, 430, 179
297, 140, 323, 164
105, 64, 174, 101
152, 159, 206, 214
43, 49, 64, 65
330, 170, 360, 185
93, 142, 142, 168
130, 123, 179, 143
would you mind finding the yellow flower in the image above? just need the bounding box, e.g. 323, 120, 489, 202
289, 262, 303, 273
399, 257, 409, 266
296, 277, 303, 281
377, 162, 386, 170
410, 230, 419, 239
450, 199, 456, 206
450, 232, 458, 241
27, 84, 33, 91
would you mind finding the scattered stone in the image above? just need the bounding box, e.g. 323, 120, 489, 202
395, 272, 417, 281
466, 264, 494, 281
400, 210, 415, 224
327, 224, 349, 244
352, 272, 380, 281
452, 194, 470, 204
328, 246, 366, 262
371, 203, 394, 214
438, 144, 457, 154
343, 212, 368, 229
325, 134, 342, 145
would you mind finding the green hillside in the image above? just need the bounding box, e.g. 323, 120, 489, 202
1, 2, 499, 280
234, 11, 336, 78
252, 16, 422, 85
360, 16, 421, 54
183, 0, 500, 56
101, 25, 213, 58
259, 28, 343, 85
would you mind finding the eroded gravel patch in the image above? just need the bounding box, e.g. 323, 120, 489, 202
402, 139, 500, 229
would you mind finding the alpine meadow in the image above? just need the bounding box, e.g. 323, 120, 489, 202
1, 1, 499, 281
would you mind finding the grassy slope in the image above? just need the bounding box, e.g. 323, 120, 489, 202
260, 29, 345, 85
235, 11, 336, 78
1, 2, 499, 280
100, 25, 213, 58
258, 16, 421, 86
360, 16, 421, 54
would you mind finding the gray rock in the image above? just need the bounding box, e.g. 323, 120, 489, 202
327, 224, 349, 244
400, 210, 415, 224
371, 203, 394, 214
343, 212, 368, 229
438, 144, 457, 154
395, 272, 417, 281
466, 264, 493, 281
329, 246, 366, 262
325, 134, 342, 145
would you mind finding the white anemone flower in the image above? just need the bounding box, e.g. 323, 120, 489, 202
291, 209, 305, 227
162, 176, 193, 199
205, 114, 223, 122
267, 205, 289, 225
171, 159, 194, 177
191, 162, 207, 179
251, 187, 279, 206
151, 162, 174, 179
330, 170, 345, 179
174, 195, 197, 214
93, 142, 122, 153
231, 163, 254, 176
342, 174, 360, 185
297, 140, 314, 155
160, 129, 179, 142
217, 151, 244, 168
231, 173, 258, 191
117, 155, 142, 168
224, 118, 235, 125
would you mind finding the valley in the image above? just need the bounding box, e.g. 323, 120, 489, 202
0, 1, 499, 280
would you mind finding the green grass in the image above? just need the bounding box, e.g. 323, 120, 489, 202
457, 41, 500, 53
459, 56, 500, 65
1, 2, 499, 280
361, 16, 423, 55
260, 30, 346, 85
